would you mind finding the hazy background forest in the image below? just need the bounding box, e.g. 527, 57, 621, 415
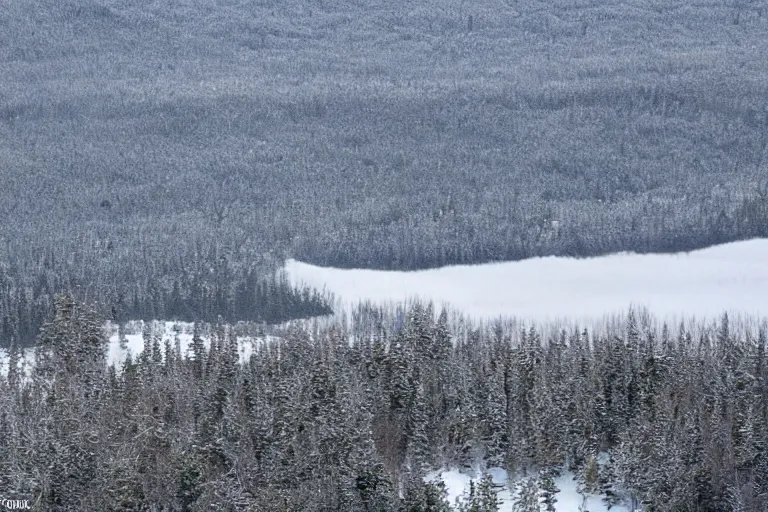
2, 0, 768, 345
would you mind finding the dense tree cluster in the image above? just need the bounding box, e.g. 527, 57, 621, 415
3, 1, 767, 506
2, 297, 766, 511
2, 0, 768, 345
0, 249, 332, 347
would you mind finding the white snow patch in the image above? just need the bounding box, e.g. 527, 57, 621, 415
105, 321, 276, 368
285, 239, 768, 322
0, 347, 34, 378
427, 467, 631, 511
0, 321, 280, 375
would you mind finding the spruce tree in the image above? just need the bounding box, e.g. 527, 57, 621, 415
401, 477, 451, 512
539, 469, 559, 512
513, 476, 540, 512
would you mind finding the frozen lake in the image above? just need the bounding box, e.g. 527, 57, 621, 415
285, 239, 768, 323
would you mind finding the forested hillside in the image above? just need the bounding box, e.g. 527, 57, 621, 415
2, 296, 766, 511
2, 0, 768, 345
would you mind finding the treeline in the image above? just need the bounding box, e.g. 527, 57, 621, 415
0, 238, 332, 348
293, 186, 768, 269
2, 296, 765, 511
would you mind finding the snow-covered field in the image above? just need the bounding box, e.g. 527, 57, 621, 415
285, 239, 768, 323
428, 466, 629, 512
5, 240, 765, 374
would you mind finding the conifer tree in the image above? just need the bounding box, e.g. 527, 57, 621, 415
600, 453, 622, 509
406, 382, 431, 475
513, 477, 540, 512
6, 338, 19, 390
401, 476, 452, 512
539, 469, 559, 512
582, 455, 599, 494
476, 472, 502, 512
191, 321, 205, 379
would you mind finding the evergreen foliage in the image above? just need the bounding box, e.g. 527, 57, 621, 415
1, 299, 766, 510
3, 0, 768, 348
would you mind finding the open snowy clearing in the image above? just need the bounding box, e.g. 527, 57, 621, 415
285, 239, 768, 323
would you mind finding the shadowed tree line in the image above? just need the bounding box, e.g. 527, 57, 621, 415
0, 249, 332, 347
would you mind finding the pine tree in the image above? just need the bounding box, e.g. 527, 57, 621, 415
600, 453, 622, 509
118, 321, 128, 352
151, 327, 163, 366
401, 477, 452, 512
576, 454, 598, 496
176, 453, 204, 512
33, 294, 108, 509
626, 308, 641, 361
513, 476, 540, 512
754, 328, 768, 498
191, 321, 205, 379
356, 461, 395, 512
6, 338, 19, 389
142, 321, 153, 365
406, 382, 431, 475
387, 334, 413, 413
539, 469, 559, 512
457, 479, 477, 512
433, 309, 453, 363
36, 293, 107, 392
476, 472, 501, 512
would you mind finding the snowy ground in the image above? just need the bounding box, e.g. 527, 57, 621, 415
105, 320, 271, 368
5, 240, 766, 373
0, 321, 280, 375
285, 239, 768, 323
427, 466, 631, 512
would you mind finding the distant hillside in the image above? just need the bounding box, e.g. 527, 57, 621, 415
1, 0, 766, 342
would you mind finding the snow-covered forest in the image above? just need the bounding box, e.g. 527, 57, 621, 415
2, 0, 768, 345
2, 0, 768, 509
1, 296, 766, 510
